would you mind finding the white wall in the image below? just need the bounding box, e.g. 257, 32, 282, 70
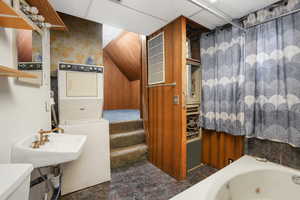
0, 1, 51, 164
0, 23, 51, 200
0, 29, 51, 164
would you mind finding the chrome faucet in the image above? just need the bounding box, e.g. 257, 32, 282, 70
292, 175, 300, 185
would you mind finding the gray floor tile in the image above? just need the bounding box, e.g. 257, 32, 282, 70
60, 161, 217, 200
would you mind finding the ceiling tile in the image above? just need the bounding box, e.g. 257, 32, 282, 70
86, 0, 166, 35
114, 0, 173, 21
49, 0, 93, 18
118, 0, 201, 21
190, 10, 225, 30
50, 0, 282, 35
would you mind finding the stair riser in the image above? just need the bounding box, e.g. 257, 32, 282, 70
110, 120, 143, 134
110, 132, 145, 149
111, 152, 147, 169
109, 120, 147, 169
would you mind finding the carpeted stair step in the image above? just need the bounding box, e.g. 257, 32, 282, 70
110, 144, 147, 169
110, 129, 145, 149
109, 120, 143, 134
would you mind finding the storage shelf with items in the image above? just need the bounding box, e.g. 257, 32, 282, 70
185, 19, 206, 172
23, 0, 67, 31
186, 57, 200, 65
0, 0, 67, 32
0, 0, 40, 32
0, 65, 38, 78
186, 105, 201, 140
145, 16, 209, 179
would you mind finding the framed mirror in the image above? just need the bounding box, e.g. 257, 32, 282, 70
16, 29, 43, 86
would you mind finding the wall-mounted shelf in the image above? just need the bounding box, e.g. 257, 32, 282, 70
0, 0, 42, 34
26, 0, 67, 31
0, 65, 38, 78
187, 136, 201, 143
0, 0, 67, 32
186, 58, 201, 66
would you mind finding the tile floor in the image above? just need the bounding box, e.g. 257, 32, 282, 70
60, 161, 218, 200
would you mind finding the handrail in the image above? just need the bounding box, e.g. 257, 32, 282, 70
146, 82, 176, 88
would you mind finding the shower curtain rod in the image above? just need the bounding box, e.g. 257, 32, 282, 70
246, 7, 300, 29
187, 0, 300, 32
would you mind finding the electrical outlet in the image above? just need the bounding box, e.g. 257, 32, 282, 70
45, 101, 50, 112
173, 95, 180, 104
228, 158, 234, 164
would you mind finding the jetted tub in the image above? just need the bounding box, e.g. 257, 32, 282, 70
171, 155, 300, 200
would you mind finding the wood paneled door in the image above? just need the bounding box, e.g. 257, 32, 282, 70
146, 17, 187, 180
202, 129, 245, 169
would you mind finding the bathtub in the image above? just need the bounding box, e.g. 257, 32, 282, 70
171, 155, 300, 200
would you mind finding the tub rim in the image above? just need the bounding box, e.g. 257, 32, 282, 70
205, 156, 300, 200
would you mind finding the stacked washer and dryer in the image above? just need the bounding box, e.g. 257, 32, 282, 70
57, 63, 111, 195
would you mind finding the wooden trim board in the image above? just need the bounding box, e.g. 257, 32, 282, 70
0, 65, 38, 78
202, 129, 244, 169
0, 0, 42, 33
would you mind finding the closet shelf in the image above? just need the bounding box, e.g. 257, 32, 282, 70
26, 0, 67, 31
0, 0, 67, 32
0, 0, 43, 34
186, 58, 201, 66
187, 136, 201, 143
0, 65, 38, 78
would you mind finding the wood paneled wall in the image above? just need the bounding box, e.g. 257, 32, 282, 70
130, 80, 141, 110
103, 51, 140, 110
147, 17, 187, 180
202, 129, 245, 169
105, 32, 141, 81
141, 35, 148, 136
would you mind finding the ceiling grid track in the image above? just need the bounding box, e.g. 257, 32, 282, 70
188, 9, 204, 18
187, 0, 246, 32
84, 0, 94, 18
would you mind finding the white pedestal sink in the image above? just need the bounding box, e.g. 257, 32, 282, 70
11, 134, 87, 168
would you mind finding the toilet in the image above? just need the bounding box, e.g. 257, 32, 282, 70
0, 164, 33, 200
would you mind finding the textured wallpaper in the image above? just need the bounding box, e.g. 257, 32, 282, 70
32, 31, 42, 62
50, 13, 103, 75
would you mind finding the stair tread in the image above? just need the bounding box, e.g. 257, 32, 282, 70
109, 120, 144, 134
111, 144, 147, 156
110, 129, 144, 138
109, 119, 143, 125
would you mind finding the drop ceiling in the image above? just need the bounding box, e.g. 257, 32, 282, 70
49, 0, 279, 35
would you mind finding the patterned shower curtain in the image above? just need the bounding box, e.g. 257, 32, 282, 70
244, 11, 300, 147
200, 0, 300, 145
200, 25, 245, 136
